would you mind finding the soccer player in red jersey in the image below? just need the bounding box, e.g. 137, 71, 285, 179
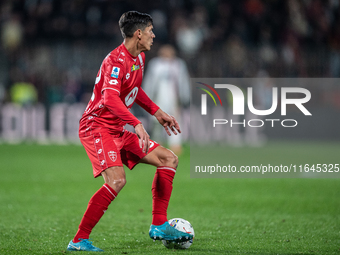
67, 11, 193, 252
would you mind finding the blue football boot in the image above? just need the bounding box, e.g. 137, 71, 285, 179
67, 239, 104, 252
149, 221, 193, 241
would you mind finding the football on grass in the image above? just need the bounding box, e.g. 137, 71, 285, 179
162, 218, 195, 249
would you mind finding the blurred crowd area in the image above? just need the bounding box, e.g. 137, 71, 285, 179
0, 0, 340, 106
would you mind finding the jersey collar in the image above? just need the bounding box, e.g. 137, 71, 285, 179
121, 43, 138, 62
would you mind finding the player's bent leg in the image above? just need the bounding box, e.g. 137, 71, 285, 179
69, 167, 124, 251
140, 146, 178, 168
140, 147, 192, 241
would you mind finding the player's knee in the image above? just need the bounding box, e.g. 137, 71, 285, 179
116, 177, 127, 189
160, 149, 178, 168
116, 176, 127, 189
172, 154, 179, 168
107, 177, 126, 192
102, 167, 127, 193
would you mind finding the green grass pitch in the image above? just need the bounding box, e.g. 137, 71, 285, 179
0, 142, 339, 254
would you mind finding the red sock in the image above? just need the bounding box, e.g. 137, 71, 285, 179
151, 166, 176, 225
73, 183, 117, 243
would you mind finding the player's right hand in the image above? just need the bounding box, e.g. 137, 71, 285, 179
134, 123, 150, 154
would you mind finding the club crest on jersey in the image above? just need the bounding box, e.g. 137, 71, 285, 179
131, 64, 140, 72
111, 67, 120, 78
108, 151, 117, 162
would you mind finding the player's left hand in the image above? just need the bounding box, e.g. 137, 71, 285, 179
154, 109, 181, 136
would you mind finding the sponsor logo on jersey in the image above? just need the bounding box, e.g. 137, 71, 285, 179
109, 79, 118, 85
125, 87, 139, 107
131, 64, 140, 72
108, 151, 117, 162
111, 67, 120, 78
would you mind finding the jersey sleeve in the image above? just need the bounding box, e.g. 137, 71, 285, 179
101, 59, 124, 95
103, 89, 141, 127
135, 88, 160, 115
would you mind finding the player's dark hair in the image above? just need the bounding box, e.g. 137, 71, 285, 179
119, 11, 153, 38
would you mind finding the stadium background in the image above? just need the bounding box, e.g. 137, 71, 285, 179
0, 1, 340, 254
1, 0, 340, 143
